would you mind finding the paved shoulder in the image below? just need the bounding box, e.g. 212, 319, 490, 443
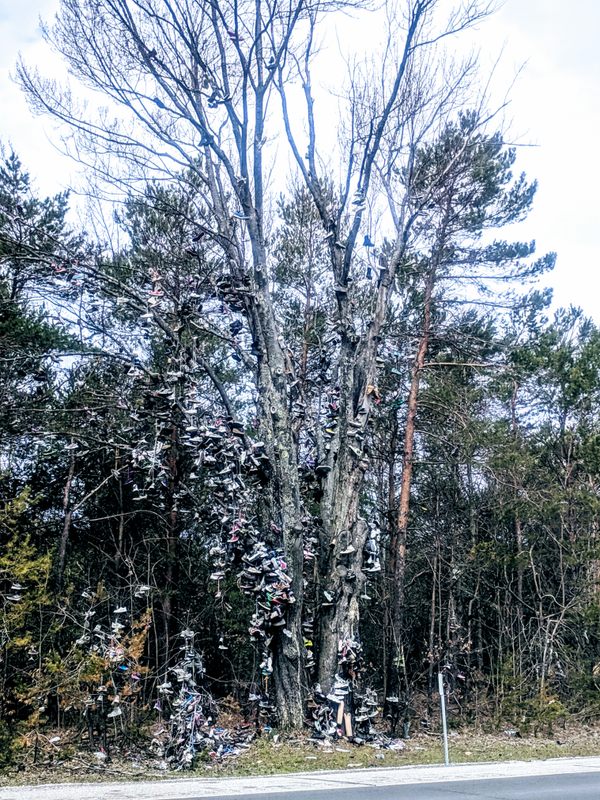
2, 757, 600, 800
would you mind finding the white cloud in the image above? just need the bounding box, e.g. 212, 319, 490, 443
478, 0, 600, 318
1, 0, 598, 319
0, 0, 73, 193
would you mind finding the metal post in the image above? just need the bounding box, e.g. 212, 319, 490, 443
438, 672, 450, 766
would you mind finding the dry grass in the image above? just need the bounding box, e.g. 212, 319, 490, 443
3, 725, 600, 787
216, 726, 600, 776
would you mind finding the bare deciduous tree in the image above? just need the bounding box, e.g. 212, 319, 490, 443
19, 0, 495, 726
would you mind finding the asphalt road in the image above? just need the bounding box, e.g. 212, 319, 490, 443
187, 773, 600, 800
3, 759, 600, 800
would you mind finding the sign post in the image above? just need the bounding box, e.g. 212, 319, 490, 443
438, 672, 450, 766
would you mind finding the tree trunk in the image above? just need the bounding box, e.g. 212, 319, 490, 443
316, 511, 369, 691
383, 415, 399, 707
389, 265, 435, 691
158, 391, 182, 670
427, 549, 438, 715
252, 300, 306, 723
56, 445, 76, 590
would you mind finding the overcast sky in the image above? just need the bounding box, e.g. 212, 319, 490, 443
1, 0, 598, 321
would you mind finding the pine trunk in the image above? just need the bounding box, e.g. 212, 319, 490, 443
389, 266, 435, 690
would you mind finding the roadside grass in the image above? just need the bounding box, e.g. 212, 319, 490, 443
215, 729, 600, 776
3, 727, 600, 787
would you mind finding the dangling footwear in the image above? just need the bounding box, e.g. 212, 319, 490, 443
315, 463, 331, 475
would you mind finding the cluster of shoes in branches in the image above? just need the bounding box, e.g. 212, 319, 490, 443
125, 365, 269, 513
65, 590, 151, 760
85, 264, 388, 744
1, 580, 24, 605
199, 419, 295, 721
152, 629, 254, 768
73, 596, 254, 768
192, 406, 388, 733
308, 640, 403, 750
317, 387, 377, 472
238, 543, 295, 673
297, 522, 381, 673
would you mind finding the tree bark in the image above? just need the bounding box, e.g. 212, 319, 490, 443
389, 265, 435, 692
56, 445, 76, 590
